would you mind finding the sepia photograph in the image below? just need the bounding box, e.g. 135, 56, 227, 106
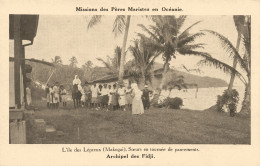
9, 14, 251, 144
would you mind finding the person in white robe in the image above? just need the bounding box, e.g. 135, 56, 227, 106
131, 83, 144, 115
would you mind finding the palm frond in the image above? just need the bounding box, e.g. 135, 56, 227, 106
177, 32, 205, 47
177, 43, 205, 53
96, 58, 114, 72
187, 51, 248, 85
176, 16, 187, 31
138, 24, 161, 43
198, 58, 247, 85
178, 21, 202, 39
202, 30, 249, 75
113, 15, 126, 37
137, 33, 164, 51
87, 15, 103, 29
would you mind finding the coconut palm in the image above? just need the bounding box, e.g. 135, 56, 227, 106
137, 15, 205, 87
96, 46, 122, 75
52, 56, 62, 64
82, 60, 93, 71
69, 56, 78, 68
128, 38, 160, 88
198, 16, 250, 113
87, 15, 131, 84
228, 16, 247, 91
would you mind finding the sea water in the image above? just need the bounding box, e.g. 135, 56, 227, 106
169, 86, 245, 111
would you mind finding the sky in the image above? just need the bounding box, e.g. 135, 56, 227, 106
9, 15, 246, 86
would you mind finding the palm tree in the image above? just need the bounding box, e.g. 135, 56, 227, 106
137, 15, 205, 87
69, 56, 78, 68
82, 60, 93, 71
87, 15, 131, 84
52, 56, 62, 64
96, 46, 122, 75
128, 38, 160, 88
198, 16, 250, 113
228, 16, 247, 91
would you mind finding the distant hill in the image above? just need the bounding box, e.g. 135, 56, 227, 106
171, 70, 228, 88
152, 62, 228, 88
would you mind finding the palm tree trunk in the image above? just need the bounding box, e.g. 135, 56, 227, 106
160, 60, 170, 88
139, 69, 146, 89
228, 31, 241, 91
118, 16, 131, 84
240, 75, 250, 115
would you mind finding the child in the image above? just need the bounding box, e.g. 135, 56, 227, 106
53, 82, 60, 109
60, 85, 67, 107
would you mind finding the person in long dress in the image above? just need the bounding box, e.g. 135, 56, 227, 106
60, 85, 67, 107
91, 83, 98, 110
52, 82, 60, 109
125, 85, 133, 111
83, 82, 92, 108
110, 84, 118, 111
45, 84, 50, 109
118, 84, 126, 111
26, 83, 32, 107
101, 84, 109, 111
49, 85, 54, 109
131, 83, 144, 115
80, 86, 86, 107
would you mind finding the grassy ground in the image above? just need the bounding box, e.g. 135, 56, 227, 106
27, 99, 250, 144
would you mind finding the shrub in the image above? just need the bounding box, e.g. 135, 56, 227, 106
216, 89, 239, 116
166, 97, 183, 109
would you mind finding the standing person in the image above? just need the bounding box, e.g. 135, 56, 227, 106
83, 81, 92, 108
142, 85, 152, 110
49, 85, 54, 109
97, 84, 103, 110
101, 84, 109, 111
45, 84, 50, 109
60, 85, 67, 107
91, 83, 98, 110
53, 82, 60, 109
108, 85, 112, 111
73, 75, 81, 85
110, 84, 118, 111
81, 85, 86, 107
131, 83, 144, 115
125, 85, 133, 111
118, 84, 126, 111
26, 82, 32, 107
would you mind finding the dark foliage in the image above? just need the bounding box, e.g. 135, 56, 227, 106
216, 89, 239, 115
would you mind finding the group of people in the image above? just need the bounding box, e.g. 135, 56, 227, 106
72, 75, 152, 115
45, 75, 190, 113
45, 82, 67, 109
45, 75, 153, 115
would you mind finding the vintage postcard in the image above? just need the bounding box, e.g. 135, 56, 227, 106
1, 0, 260, 165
